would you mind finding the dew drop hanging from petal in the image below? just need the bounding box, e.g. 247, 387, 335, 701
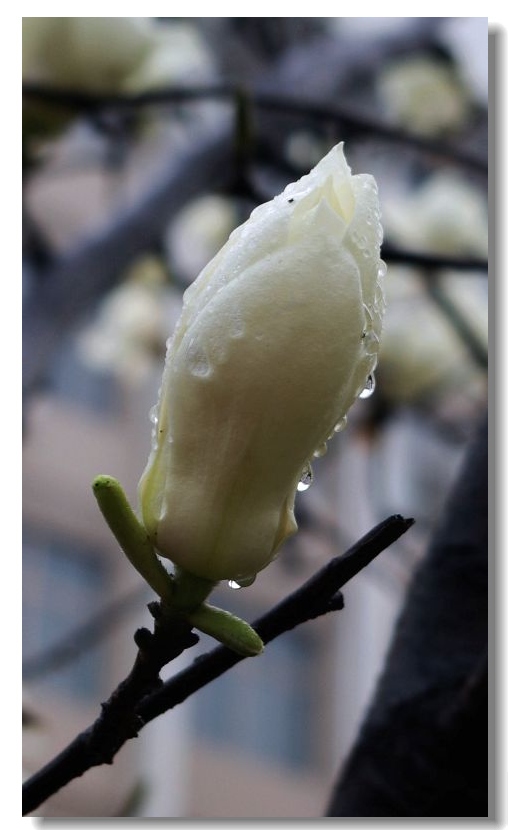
149, 405, 159, 450
228, 573, 257, 590
313, 442, 328, 459
359, 373, 376, 399
297, 463, 313, 492
334, 415, 348, 433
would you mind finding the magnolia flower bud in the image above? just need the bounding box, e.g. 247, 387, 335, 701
138, 143, 385, 583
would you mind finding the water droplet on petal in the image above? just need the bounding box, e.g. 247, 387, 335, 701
187, 342, 212, 378
359, 373, 376, 399
191, 355, 211, 377
313, 442, 328, 459
334, 415, 348, 433
228, 575, 256, 590
362, 178, 378, 194
297, 463, 313, 492
230, 315, 245, 339
352, 230, 367, 249
363, 303, 373, 323
215, 274, 228, 292
363, 329, 380, 355
237, 574, 256, 588
149, 405, 160, 449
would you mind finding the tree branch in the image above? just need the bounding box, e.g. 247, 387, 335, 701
23, 612, 199, 816
23, 83, 487, 175
382, 244, 487, 273
422, 273, 488, 370
137, 515, 415, 726
23, 514, 413, 816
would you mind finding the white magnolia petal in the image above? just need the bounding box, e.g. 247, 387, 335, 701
138, 142, 386, 582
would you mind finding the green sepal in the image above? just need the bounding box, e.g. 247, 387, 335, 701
188, 603, 264, 656
92, 475, 173, 603
92, 475, 263, 658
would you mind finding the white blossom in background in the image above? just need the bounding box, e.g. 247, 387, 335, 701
124, 22, 215, 91
377, 56, 470, 137
383, 171, 488, 258
23, 17, 216, 148
23, 17, 214, 92
166, 195, 238, 287
138, 143, 386, 584
379, 169, 487, 409
327, 17, 417, 40
379, 267, 487, 406
22, 17, 155, 92
78, 257, 182, 385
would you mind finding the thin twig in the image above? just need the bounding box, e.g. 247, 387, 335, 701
22, 514, 413, 816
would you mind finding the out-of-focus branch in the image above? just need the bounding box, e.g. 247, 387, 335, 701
22, 83, 487, 174
382, 244, 487, 273
423, 274, 488, 370
22, 514, 414, 816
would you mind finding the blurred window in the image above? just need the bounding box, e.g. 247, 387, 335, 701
23, 526, 109, 702
191, 599, 317, 771
47, 332, 120, 415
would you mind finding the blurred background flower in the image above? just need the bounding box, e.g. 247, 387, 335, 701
77, 255, 181, 385
377, 55, 470, 137
382, 170, 488, 256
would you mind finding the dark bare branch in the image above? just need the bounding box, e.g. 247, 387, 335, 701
22, 514, 413, 816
